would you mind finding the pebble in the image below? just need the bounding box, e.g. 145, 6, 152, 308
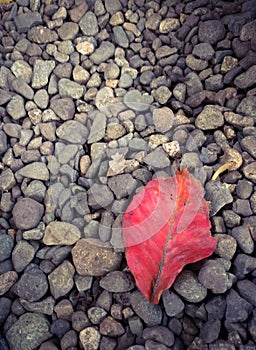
195, 105, 224, 130
173, 270, 207, 303
7, 95, 26, 120
43, 221, 81, 245
205, 181, 233, 216
50, 97, 75, 121
12, 198, 44, 230
234, 65, 256, 89
233, 254, 256, 279
100, 316, 125, 336
56, 120, 89, 144
71, 238, 122, 276
192, 43, 215, 60
13, 265, 48, 302
48, 260, 75, 299
32, 60, 55, 89
198, 20, 226, 45
11, 60, 33, 83
17, 162, 49, 181
0, 234, 14, 262
58, 78, 84, 99
100, 271, 134, 292
6, 312, 51, 350
143, 147, 170, 168
0, 271, 18, 296
20, 296, 55, 315
152, 107, 174, 133
12, 240, 35, 273
243, 162, 256, 182
226, 289, 253, 322
215, 234, 237, 260
237, 96, 256, 117
90, 41, 115, 65
224, 112, 254, 129
130, 291, 162, 326
231, 226, 254, 254
200, 319, 221, 344
0, 168, 16, 191
236, 279, 256, 306
143, 326, 174, 347
198, 260, 231, 294
79, 327, 101, 350
162, 290, 184, 317
95, 87, 114, 109
124, 90, 153, 111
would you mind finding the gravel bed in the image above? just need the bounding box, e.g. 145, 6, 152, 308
0, 0, 256, 349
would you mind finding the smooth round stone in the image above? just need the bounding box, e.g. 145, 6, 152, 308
123, 90, 153, 111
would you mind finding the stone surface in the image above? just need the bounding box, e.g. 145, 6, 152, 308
56, 120, 89, 144
99, 271, 134, 292
43, 221, 81, 245
198, 260, 231, 294
130, 291, 162, 326
205, 181, 233, 216
48, 260, 75, 299
72, 239, 122, 276
6, 313, 51, 350
12, 198, 44, 230
173, 270, 207, 303
17, 162, 49, 181
195, 106, 224, 130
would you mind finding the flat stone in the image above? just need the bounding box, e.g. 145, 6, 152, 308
130, 291, 162, 326
0, 168, 16, 191
11, 78, 34, 100
240, 19, 256, 41
173, 270, 207, 303
226, 289, 253, 322
95, 87, 114, 109
79, 11, 98, 36
113, 26, 129, 48
185, 72, 203, 96
58, 22, 79, 40
17, 162, 49, 181
13, 265, 48, 302
143, 326, 174, 347
0, 234, 14, 262
48, 260, 75, 299
243, 162, 256, 182
162, 290, 184, 317
88, 112, 107, 143
198, 260, 230, 294
205, 181, 233, 216
235, 65, 256, 89
28, 26, 58, 43
90, 41, 115, 65
87, 183, 114, 209
143, 147, 170, 168
14, 12, 42, 33
215, 234, 237, 260
236, 96, 256, 117
231, 226, 254, 254
195, 106, 224, 130
224, 112, 254, 129
100, 271, 134, 292
11, 60, 33, 84
192, 43, 215, 60
79, 327, 101, 350
71, 238, 122, 276
0, 130, 7, 154
43, 221, 81, 245
105, 0, 122, 14
20, 296, 55, 316
100, 316, 125, 336
233, 199, 253, 217
13, 198, 44, 230
32, 60, 55, 89
153, 107, 174, 133
124, 90, 153, 112
237, 279, 256, 306
0, 271, 18, 296
50, 97, 75, 121
108, 174, 137, 199
58, 78, 84, 99
240, 136, 256, 158
7, 95, 26, 120
198, 20, 225, 45
56, 120, 89, 144
12, 240, 35, 273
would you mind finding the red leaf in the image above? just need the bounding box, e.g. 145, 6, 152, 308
122, 168, 217, 304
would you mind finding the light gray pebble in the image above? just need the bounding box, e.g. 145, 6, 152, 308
205, 181, 233, 216
130, 291, 162, 326
100, 271, 134, 292
215, 234, 237, 260
79, 11, 99, 36
113, 26, 129, 48
56, 120, 89, 144
108, 174, 137, 199
231, 226, 254, 254
88, 183, 114, 209
124, 90, 152, 112
143, 147, 170, 168
32, 60, 55, 89
90, 41, 115, 65
7, 95, 26, 120
192, 43, 215, 60
88, 112, 107, 144
58, 78, 84, 99
180, 152, 203, 171
173, 270, 207, 303
198, 260, 231, 294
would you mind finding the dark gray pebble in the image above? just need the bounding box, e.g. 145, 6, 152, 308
200, 319, 221, 344
225, 289, 253, 322
237, 280, 256, 307
142, 326, 174, 347
130, 291, 162, 326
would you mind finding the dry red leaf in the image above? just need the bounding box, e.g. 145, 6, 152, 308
122, 168, 217, 304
